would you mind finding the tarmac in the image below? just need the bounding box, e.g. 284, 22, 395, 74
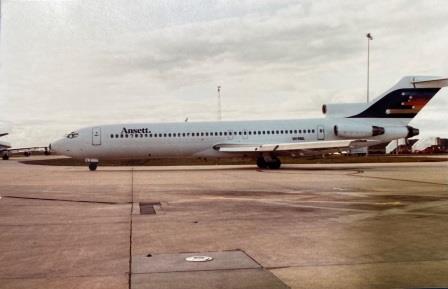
0, 156, 447, 289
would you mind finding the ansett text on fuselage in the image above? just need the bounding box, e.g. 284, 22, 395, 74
120, 127, 151, 134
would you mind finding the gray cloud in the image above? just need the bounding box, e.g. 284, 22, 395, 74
1, 0, 448, 146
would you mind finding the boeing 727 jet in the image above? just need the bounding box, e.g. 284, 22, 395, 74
51, 76, 447, 170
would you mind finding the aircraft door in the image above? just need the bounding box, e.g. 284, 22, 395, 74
317, 125, 325, 140
92, 127, 102, 145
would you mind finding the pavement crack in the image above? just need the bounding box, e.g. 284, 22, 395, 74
0, 195, 129, 205
348, 172, 447, 186
128, 167, 134, 289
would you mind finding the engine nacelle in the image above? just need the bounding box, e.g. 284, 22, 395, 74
322, 103, 369, 118
333, 124, 385, 138
334, 124, 419, 139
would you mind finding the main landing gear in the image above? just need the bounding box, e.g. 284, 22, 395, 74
256, 156, 281, 169
2, 153, 9, 160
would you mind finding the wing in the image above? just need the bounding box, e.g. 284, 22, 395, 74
214, 139, 378, 155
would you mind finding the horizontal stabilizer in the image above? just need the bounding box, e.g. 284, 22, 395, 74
0, 141, 12, 149
412, 77, 448, 88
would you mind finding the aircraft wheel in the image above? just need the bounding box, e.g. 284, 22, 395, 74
88, 162, 98, 171
267, 158, 281, 169
24, 152, 31, 157
256, 157, 268, 169
2, 154, 9, 160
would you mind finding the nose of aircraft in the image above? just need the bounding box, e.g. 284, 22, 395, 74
49, 138, 66, 155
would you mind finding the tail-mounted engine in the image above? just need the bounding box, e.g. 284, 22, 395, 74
333, 124, 419, 139
333, 124, 385, 138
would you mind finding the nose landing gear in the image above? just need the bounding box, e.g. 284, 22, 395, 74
88, 162, 98, 171
86, 159, 99, 171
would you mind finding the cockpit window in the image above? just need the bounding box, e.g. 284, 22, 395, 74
66, 132, 79, 139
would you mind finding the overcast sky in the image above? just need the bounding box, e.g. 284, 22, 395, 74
1, 0, 448, 147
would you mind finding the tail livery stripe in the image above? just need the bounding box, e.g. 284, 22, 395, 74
349, 88, 439, 118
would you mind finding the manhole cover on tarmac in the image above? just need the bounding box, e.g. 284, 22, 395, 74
185, 256, 213, 262
132, 250, 259, 274
131, 250, 291, 289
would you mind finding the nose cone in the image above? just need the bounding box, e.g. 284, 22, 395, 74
50, 138, 67, 155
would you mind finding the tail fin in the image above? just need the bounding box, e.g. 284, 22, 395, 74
323, 76, 447, 124
348, 76, 447, 121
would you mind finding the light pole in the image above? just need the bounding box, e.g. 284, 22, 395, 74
217, 85, 222, 121
366, 33, 373, 103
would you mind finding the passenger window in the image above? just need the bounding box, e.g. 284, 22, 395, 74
294, 130, 297, 134
205, 132, 209, 136
224, 132, 227, 136
219, 132, 223, 136
110, 134, 114, 138
276, 130, 279, 134
267, 131, 270, 134
125, 134, 129, 138
243, 131, 247, 135
285, 130, 288, 134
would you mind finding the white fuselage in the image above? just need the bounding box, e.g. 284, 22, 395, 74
51, 117, 409, 161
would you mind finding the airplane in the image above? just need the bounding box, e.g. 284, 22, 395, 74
50, 76, 447, 171
0, 132, 12, 160
1, 129, 50, 160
